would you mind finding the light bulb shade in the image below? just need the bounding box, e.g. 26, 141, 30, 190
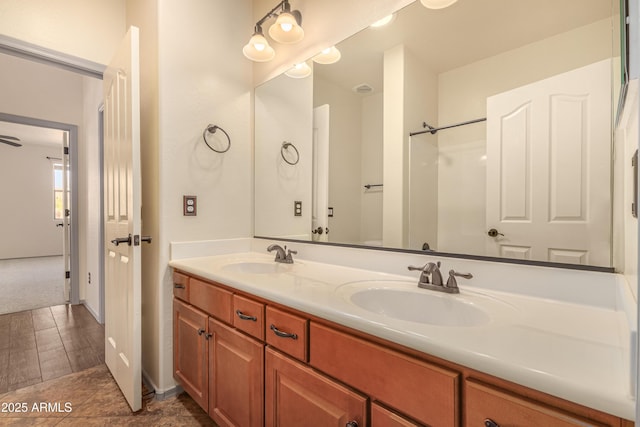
312, 46, 341, 65
285, 62, 312, 79
269, 12, 304, 44
420, 0, 458, 9
243, 33, 275, 62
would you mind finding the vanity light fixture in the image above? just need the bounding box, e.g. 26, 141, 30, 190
284, 62, 312, 79
242, 25, 275, 62
312, 46, 341, 65
243, 0, 303, 62
420, 0, 458, 9
370, 13, 396, 28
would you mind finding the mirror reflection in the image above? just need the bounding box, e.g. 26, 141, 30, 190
255, 0, 620, 268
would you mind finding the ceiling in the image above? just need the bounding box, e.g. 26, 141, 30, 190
0, 120, 65, 149
314, 0, 617, 95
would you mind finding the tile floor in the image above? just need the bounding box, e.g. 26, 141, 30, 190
0, 364, 216, 426
0, 304, 216, 426
0, 304, 104, 393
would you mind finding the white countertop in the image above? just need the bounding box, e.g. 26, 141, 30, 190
169, 251, 635, 420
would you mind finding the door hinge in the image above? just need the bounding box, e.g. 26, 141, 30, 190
64, 146, 69, 155
65, 271, 70, 279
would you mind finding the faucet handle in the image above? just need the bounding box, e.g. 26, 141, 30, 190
408, 264, 431, 284
446, 270, 473, 289
285, 248, 297, 262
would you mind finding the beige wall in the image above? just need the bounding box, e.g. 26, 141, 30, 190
0, 0, 126, 65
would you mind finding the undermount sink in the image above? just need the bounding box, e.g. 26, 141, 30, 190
221, 261, 293, 275
338, 281, 507, 327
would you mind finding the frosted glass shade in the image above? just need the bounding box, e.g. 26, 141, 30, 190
243, 33, 275, 62
312, 47, 341, 65
420, 0, 458, 9
285, 62, 311, 79
268, 12, 304, 44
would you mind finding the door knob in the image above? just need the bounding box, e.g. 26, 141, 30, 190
487, 228, 504, 237
111, 234, 132, 246
312, 227, 324, 235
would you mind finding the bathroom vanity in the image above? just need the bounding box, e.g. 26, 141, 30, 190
169, 245, 635, 427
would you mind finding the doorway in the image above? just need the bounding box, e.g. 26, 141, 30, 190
0, 113, 80, 312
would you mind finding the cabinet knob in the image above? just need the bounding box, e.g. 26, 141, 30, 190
197, 328, 205, 336
484, 419, 499, 427
346, 421, 358, 427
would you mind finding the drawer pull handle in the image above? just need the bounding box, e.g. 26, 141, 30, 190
484, 419, 499, 427
174, 284, 185, 289
270, 324, 298, 340
236, 310, 257, 322
197, 328, 205, 336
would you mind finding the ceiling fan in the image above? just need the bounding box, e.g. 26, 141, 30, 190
0, 135, 22, 147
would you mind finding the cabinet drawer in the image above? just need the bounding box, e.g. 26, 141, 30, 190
465, 379, 609, 427
190, 278, 232, 323
265, 347, 367, 427
310, 322, 459, 427
372, 402, 422, 427
266, 306, 308, 362
233, 294, 265, 340
172, 271, 189, 301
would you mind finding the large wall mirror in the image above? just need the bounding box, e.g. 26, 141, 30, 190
255, 0, 622, 269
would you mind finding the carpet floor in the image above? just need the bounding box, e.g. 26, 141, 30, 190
0, 257, 66, 315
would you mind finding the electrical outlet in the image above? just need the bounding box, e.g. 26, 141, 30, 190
294, 201, 302, 216
184, 196, 197, 216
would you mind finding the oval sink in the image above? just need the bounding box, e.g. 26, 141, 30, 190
349, 288, 489, 327
336, 280, 512, 327
221, 261, 292, 275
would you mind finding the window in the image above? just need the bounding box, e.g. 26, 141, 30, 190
53, 163, 69, 220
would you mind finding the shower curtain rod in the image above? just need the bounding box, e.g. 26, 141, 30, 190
409, 117, 486, 137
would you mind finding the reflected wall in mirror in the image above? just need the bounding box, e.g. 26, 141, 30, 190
255, 0, 621, 268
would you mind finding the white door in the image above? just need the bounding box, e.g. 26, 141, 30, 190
103, 26, 142, 412
486, 59, 611, 266
312, 105, 330, 242
62, 131, 70, 301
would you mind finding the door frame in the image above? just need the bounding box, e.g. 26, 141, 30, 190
0, 36, 106, 311
0, 112, 80, 304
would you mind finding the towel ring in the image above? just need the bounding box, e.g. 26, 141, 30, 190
202, 124, 231, 153
281, 142, 299, 165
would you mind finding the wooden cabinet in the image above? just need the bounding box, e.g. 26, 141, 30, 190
173, 270, 632, 427
172, 271, 190, 301
233, 294, 265, 340
265, 306, 308, 362
173, 297, 208, 411
371, 403, 422, 427
465, 379, 611, 427
310, 322, 459, 427
265, 347, 367, 427
209, 318, 264, 427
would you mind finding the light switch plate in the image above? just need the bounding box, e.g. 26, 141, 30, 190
184, 195, 197, 216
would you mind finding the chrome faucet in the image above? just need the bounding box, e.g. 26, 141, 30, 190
267, 244, 297, 264
407, 261, 472, 294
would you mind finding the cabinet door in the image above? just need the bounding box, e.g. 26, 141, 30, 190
209, 318, 264, 427
173, 298, 208, 411
372, 402, 422, 427
465, 379, 609, 427
266, 347, 367, 427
